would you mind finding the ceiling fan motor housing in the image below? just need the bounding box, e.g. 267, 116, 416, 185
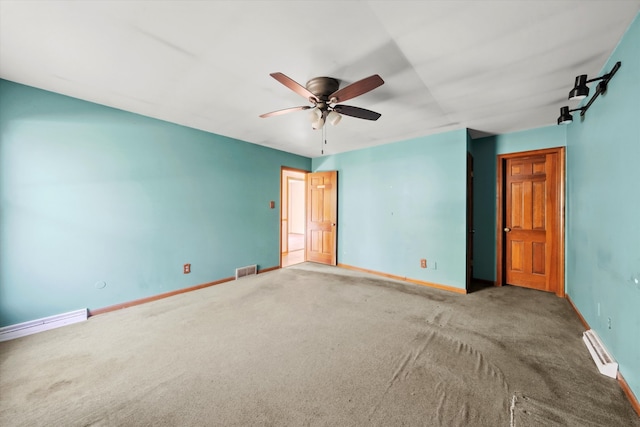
306, 77, 340, 101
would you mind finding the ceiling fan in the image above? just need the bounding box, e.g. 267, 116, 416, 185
260, 72, 384, 130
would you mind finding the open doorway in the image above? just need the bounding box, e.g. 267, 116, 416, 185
281, 168, 307, 267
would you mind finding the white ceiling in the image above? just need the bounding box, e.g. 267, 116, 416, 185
1, 1, 638, 158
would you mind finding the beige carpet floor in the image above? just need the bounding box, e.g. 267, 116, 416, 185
1, 263, 638, 426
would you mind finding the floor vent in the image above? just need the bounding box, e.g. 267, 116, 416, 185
235, 264, 257, 280
583, 329, 618, 378
0, 309, 88, 342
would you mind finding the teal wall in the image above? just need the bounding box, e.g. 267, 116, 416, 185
565, 13, 640, 399
313, 129, 468, 290
2, 11, 638, 401
471, 126, 567, 281
0, 80, 310, 327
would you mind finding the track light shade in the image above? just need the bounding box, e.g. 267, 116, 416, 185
327, 111, 341, 126
569, 75, 589, 101
557, 106, 573, 125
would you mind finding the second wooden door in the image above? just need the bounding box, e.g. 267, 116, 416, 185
498, 148, 564, 296
306, 171, 337, 265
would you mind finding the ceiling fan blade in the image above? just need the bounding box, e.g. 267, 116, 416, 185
333, 105, 381, 121
270, 72, 318, 102
260, 105, 311, 118
329, 74, 384, 103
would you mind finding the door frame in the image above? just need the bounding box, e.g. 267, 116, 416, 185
280, 166, 309, 268
495, 147, 565, 297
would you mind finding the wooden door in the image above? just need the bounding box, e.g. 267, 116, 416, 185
497, 148, 564, 296
306, 171, 337, 265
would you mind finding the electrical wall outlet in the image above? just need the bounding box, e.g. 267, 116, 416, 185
184, 263, 191, 274
420, 259, 427, 268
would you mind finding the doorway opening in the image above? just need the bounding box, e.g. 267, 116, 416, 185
466, 152, 474, 292
281, 168, 307, 267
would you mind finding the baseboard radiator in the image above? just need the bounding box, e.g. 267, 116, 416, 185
583, 329, 618, 379
235, 264, 257, 280
0, 309, 88, 342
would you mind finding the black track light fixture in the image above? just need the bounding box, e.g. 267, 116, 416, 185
557, 61, 621, 125
557, 106, 584, 125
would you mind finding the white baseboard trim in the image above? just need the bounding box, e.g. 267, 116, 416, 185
0, 309, 88, 342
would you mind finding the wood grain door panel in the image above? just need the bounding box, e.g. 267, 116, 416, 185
505, 155, 551, 291
506, 230, 547, 290
306, 171, 337, 265
498, 148, 564, 296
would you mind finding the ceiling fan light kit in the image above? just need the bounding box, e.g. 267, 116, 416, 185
311, 117, 325, 130
261, 72, 384, 130
327, 110, 342, 126
309, 107, 322, 122
557, 61, 621, 125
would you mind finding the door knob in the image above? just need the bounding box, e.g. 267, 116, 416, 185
504, 227, 511, 232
